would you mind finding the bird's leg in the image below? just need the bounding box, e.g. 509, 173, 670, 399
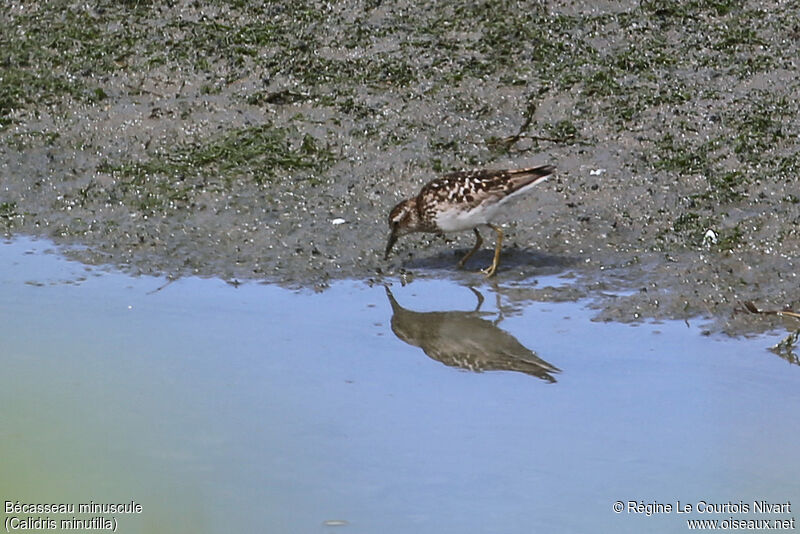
456, 228, 483, 269
467, 286, 485, 311
480, 224, 503, 277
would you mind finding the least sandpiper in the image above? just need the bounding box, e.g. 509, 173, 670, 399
385, 164, 555, 277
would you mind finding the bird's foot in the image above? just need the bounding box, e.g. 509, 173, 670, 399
480, 263, 497, 278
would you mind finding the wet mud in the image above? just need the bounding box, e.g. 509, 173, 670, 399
1, 1, 799, 333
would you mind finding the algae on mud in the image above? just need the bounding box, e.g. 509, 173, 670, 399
1, 0, 799, 333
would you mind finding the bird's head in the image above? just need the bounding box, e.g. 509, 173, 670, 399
385, 198, 419, 259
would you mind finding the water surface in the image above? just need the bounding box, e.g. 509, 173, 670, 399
1, 238, 798, 533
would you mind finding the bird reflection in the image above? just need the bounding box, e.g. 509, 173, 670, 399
385, 286, 560, 383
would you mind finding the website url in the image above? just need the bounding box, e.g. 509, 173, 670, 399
688, 518, 796, 530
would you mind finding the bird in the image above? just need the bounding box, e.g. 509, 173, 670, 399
384, 164, 556, 277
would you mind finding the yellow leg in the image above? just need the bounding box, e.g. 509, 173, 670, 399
456, 228, 483, 269
480, 224, 503, 277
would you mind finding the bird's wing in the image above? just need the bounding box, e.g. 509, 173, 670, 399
419, 165, 555, 212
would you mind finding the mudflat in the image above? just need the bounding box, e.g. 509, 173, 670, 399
1, 1, 798, 333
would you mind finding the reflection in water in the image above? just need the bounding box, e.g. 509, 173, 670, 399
770, 330, 800, 365
385, 286, 561, 383
740, 301, 800, 365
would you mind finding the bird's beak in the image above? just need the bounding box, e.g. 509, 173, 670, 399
385, 230, 398, 260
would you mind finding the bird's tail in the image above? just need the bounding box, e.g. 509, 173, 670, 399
505, 165, 556, 192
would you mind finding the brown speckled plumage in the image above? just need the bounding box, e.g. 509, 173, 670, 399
416, 167, 553, 225
385, 164, 556, 276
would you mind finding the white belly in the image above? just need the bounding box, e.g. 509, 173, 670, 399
434, 202, 503, 232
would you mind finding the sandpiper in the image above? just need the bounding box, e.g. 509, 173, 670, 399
385, 164, 555, 277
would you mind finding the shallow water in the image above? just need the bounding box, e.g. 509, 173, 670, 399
1, 237, 798, 533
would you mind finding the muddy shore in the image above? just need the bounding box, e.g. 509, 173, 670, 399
1, 1, 798, 334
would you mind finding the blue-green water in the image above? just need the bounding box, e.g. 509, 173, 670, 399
1, 238, 798, 533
